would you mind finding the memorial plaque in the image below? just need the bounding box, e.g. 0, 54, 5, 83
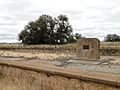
77, 38, 100, 60
83, 45, 89, 49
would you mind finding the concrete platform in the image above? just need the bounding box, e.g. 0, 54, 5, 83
0, 56, 120, 87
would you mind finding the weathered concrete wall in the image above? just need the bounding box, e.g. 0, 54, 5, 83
0, 61, 119, 90
77, 38, 100, 60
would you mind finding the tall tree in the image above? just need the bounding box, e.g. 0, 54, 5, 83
18, 14, 74, 45
36, 15, 56, 44
55, 15, 73, 44
19, 21, 38, 44
19, 15, 56, 44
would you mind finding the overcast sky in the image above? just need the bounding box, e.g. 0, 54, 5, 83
0, 0, 120, 42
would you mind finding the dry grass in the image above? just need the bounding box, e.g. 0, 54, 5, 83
0, 65, 119, 90
0, 50, 74, 61
0, 42, 120, 60
0, 42, 120, 49
100, 42, 120, 49
110, 59, 120, 64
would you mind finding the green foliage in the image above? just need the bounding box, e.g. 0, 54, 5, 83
55, 15, 73, 44
19, 14, 74, 45
104, 34, 120, 42
74, 33, 82, 39
67, 34, 77, 43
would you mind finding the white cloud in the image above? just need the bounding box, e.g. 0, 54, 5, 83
0, 0, 120, 42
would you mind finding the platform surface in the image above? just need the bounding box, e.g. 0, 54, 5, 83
0, 56, 120, 86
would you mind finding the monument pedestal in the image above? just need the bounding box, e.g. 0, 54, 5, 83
76, 38, 100, 60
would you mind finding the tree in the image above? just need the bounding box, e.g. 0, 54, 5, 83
74, 33, 82, 39
55, 15, 73, 44
67, 33, 82, 43
19, 15, 56, 44
67, 34, 77, 43
18, 14, 74, 45
36, 15, 56, 44
18, 29, 30, 44
104, 34, 120, 42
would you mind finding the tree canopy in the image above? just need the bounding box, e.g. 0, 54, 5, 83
104, 34, 120, 42
19, 14, 78, 45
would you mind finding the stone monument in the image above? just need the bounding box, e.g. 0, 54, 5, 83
77, 38, 100, 60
